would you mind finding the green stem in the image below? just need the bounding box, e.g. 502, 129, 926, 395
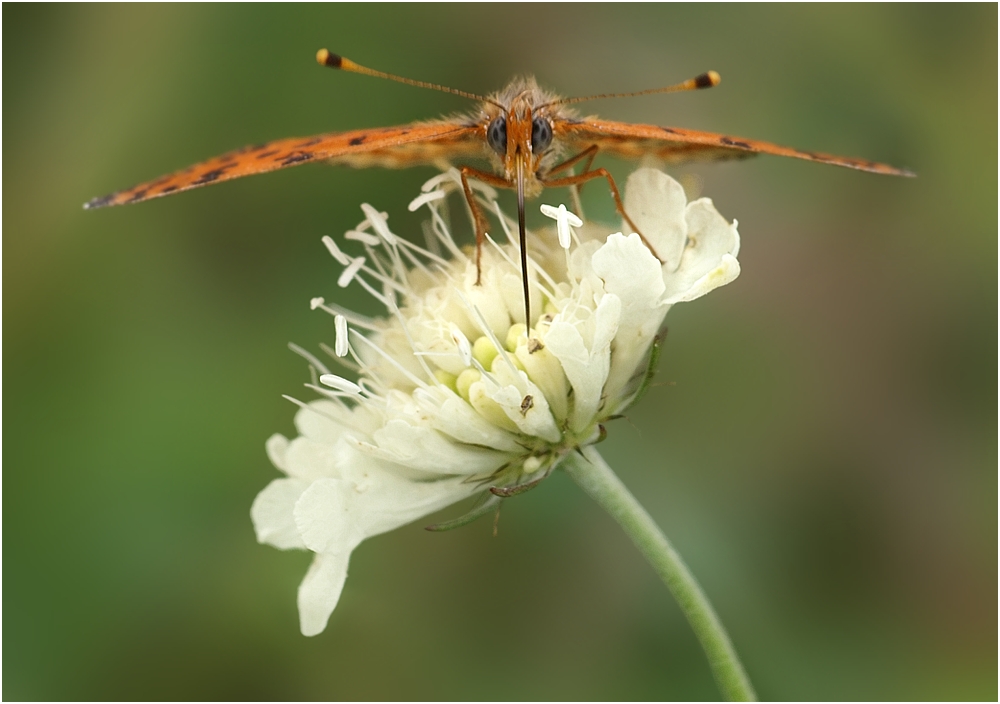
562, 445, 756, 701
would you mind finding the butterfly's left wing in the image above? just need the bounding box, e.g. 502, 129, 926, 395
85, 122, 486, 209
555, 118, 914, 177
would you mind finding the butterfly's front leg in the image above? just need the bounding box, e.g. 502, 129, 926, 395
458, 166, 512, 284
541, 167, 663, 263
545, 145, 600, 214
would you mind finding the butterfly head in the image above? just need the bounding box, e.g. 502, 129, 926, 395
481, 78, 565, 198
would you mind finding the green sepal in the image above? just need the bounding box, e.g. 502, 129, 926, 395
622, 334, 662, 412
424, 493, 500, 532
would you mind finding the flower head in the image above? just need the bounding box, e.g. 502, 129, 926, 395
251, 167, 740, 635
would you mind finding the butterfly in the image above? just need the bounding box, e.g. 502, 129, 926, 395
85, 50, 913, 324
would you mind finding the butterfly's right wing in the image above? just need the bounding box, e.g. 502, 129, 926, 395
555, 118, 914, 176
85, 122, 487, 209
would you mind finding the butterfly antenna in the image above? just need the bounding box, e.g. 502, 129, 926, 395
541, 71, 721, 108
317, 49, 503, 109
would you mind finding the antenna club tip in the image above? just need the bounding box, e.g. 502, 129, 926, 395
695, 71, 721, 89
316, 48, 342, 68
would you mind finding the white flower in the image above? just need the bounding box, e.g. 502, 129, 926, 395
251, 167, 741, 636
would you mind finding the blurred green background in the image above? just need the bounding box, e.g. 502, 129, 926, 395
4, 4, 996, 700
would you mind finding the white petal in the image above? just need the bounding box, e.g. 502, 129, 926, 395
294, 478, 361, 554
667, 253, 741, 303
545, 293, 620, 432
622, 168, 689, 271
294, 451, 480, 549
412, 386, 524, 452
663, 198, 741, 302
251, 477, 311, 550
485, 362, 562, 443
592, 233, 666, 311
298, 552, 351, 636
514, 338, 570, 422
293, 400, 351, 445
282, 436, 341, 481
369, 419, 510, 475
592, 233, 668, 404
265, 433, 290, 473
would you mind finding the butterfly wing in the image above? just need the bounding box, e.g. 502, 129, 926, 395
555, 119, 914, 177
84, 122, 486, 209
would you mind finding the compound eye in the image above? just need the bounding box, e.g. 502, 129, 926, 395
531, 117, 553, 153
486, 116, 507, 155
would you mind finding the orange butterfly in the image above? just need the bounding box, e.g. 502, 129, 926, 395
86, 50, 913, 324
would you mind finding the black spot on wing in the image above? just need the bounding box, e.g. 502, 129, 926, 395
295, 137, 323, 148
279, 152, 314, 166
126, 188, 150, 203
160, 185, 179, 194
83, 193, 116, 209
660, 126, 679, 134
256, 150, 279, 159
719, 136, 752, 149
193, 168, 228, 185
349, 135, 366, 146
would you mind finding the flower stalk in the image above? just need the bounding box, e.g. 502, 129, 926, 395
563, 445, 756, 702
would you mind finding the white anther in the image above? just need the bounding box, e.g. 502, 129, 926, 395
319, 374, 361, 395
310, 297, 325, 310
355, 211, 389, 233
360, 203, 396, 246
345, 229, 380, 246
322, 235, 350, 265
334, 315, 349, 357
408, 190, 447, 212
338, 256, 366, 288
421, 169, 461, 192
540, 203, 583, 250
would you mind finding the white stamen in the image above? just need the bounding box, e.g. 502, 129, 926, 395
310, 297, 325, 310
345, 229, 380, 246
420, 196, 465, 259
355, 211, 389, 233
350, 271, 391, 307
456, 290, 522, 382
338, 256, 366, 288
282, 394, 343, 419
334, 315, 349, 357
540, 203, 582, 250
319, 374, 362, 395
449, 323, 473, 366
360, 203, 396, 246
421, 170, 460, 193
408, 190, 447, 212
288, 342, 332, 376
468, 179, 498, 200
321, 235, 350, 265
350, 330, 428, 389
492, 200, 517, 245
311, 299, 379, 330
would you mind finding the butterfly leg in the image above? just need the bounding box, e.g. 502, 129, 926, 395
541, 168, 662, 261
546, 145, 599, 178
458, 166, 512, 284
545, 145, 599, 214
